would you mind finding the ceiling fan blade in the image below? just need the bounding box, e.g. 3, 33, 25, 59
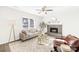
46, 9, 53, 11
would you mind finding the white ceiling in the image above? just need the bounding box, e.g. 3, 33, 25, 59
8, 6, 79, 17
9, 6, 63, 16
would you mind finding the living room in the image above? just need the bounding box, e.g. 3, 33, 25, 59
0, 6, 79, 52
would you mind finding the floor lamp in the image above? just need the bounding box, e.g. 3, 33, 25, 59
8, 23, 16, 43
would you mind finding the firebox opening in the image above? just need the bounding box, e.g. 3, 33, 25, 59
50, 28, 58, 33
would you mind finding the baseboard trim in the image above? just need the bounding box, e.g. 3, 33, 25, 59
1, 39, 20, 45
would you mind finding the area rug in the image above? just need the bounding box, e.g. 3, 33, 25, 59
0, 43, 11, 52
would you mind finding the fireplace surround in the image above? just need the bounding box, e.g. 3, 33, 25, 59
47, 24, 62, 38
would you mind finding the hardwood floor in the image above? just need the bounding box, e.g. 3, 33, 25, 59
9, 36, 55, 52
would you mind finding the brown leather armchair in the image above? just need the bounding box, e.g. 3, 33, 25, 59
63, 35, 79, 51
53, 34, 79, 52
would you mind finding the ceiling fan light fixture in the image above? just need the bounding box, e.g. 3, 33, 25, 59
36, 6, 53, 14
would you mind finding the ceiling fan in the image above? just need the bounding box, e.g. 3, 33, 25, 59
36, 6, 53, 14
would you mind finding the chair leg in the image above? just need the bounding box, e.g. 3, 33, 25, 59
54, 46, 58, 52
75, 47, 79, 52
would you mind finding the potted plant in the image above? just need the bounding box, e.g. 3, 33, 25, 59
38, 22, 47, 44
39, 22, 46, 32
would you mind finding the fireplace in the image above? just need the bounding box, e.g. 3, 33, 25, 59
50, 28, 58, 33
47, 25, 62, 38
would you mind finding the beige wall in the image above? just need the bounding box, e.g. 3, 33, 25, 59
0, 6, 42, 44
42, 6, 79, 37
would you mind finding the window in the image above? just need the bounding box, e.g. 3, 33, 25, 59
22, 18, 34, 28
23, 18, 28, 28
30, 19, 34, 27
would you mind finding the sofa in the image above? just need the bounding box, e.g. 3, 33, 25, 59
19, 29, 39, 41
